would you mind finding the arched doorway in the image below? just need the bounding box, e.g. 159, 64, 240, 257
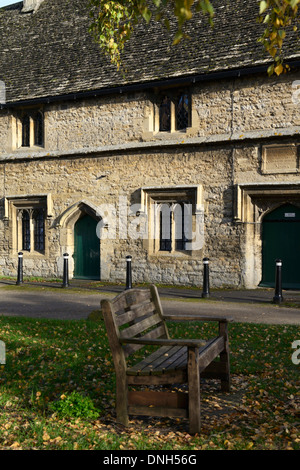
74, 214, 100, 279
261, 203, 300, 289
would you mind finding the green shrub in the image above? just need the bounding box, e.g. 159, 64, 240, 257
49, 391, 100, 419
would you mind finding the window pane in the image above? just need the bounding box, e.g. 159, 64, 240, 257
22, 211, 30, 251
34, 112, 44, 146
160, 205, 172, 251
34, 209, 45, 252
175, 202, 192, 250
176, 93, 189, 130
174, 203, 185, 250
22, 115, 30, 147
159, 96, 171, 131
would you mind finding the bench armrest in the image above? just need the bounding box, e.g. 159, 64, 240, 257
163, 314, 233, 323
120, 337, 208, 348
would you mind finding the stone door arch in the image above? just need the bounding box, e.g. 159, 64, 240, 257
57, 200, 101, 280
234, 183, 300, 288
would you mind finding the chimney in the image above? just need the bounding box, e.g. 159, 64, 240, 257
22, 0, 45, 13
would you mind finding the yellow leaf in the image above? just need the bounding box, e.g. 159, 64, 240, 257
43, 431, 51, 441
275, 63, 283, 75
10, 441, 21, 449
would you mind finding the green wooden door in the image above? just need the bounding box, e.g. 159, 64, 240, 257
261, 204, 300, 289
74, 215, 100, 280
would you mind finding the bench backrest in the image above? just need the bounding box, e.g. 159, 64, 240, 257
101, 285, 169, 368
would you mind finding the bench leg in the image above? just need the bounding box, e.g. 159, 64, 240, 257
220, 351, 231, 392
219, 322, 231, 392
116, 376, 129, 427
188, 347, 201, 434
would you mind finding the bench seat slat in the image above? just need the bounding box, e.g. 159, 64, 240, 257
159, 346, 187, 372
128, 345, 173, 373
128, 345, 188, 376
127, 338, 219, 376
170, 338, 217, 371
150, 346, 188, 375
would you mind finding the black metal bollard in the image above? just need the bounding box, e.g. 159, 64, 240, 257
273, 259, 284, 304
16, 252, 23, 285
62, 253, 69, 288
125, 255, 132, 290
202, 257, 210, 298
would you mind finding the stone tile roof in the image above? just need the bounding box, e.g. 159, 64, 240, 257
0, 0, 299, 104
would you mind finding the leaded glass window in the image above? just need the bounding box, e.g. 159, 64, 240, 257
22, 210, 30, 251
158, 202, 192, 252
33, 209, 45, 252
34, 112, 44, 146
159, 205, 172, 251
159, 96, 171, 132
176, 93, 189, 130
174, 202, 192, 250
157, 90, 191, 133
22, 115, 30, 147
19, 110, 44, 148
19, 208, 45, 253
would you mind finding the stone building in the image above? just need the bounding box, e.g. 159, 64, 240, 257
0, 0, 300, 288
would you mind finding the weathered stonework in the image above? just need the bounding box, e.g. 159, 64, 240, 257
1, 66, 300, 288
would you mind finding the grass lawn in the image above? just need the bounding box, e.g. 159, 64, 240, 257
0, 315, 299, 450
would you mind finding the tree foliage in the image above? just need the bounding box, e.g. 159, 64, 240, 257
88, 0, 299, 75
258, 0, 300, 75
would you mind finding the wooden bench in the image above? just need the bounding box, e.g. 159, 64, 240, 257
101, 284, 232, 434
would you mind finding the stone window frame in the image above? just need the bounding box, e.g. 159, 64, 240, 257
12, 107, 45, 150
19, 208, 45, 253
141, 185, 204, 257
4, 194, 53, 257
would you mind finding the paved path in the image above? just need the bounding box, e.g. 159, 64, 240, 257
0, 281, 299, 325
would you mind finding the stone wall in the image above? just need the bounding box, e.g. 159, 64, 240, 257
0, 145, 242, 287
1, 71, 299, 155
0, 70, 299, 287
